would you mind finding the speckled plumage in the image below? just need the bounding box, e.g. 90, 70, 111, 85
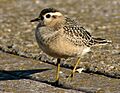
35, 15, 110, 58
31, 8, 111, 83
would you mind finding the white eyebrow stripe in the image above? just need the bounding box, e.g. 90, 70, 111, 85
45, 12, 62, 16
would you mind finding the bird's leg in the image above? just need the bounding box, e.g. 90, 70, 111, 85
67, 57, 81, 81
54, 58, 61, 85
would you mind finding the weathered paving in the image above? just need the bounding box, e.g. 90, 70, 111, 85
0, 0, 120, 93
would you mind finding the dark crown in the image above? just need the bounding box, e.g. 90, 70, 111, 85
39, 8, 59, 16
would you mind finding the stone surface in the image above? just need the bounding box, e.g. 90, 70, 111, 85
0, 52, 120, 93
0, 52, 83, 93
0, 0, 120, 93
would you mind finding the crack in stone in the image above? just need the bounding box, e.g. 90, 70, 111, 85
0, 70, 101, 93
0, 45, 120, 79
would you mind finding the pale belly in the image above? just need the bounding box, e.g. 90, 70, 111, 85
35, 27, 90, 58
38, 37, 88, 58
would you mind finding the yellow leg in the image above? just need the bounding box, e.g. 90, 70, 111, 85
54, 58, 61, 84
67, 57, 81, 81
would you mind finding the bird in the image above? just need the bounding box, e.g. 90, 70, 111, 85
30, 8, 111, 85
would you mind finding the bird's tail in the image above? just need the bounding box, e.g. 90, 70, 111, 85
93, 37, 112, 46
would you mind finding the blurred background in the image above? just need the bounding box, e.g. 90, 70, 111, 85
0, 0, 119, 52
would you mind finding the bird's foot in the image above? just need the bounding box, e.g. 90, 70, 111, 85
66, 73, 74, 81
50, 79, 60, 86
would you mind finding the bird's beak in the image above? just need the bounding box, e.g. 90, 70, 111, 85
30, 17, 40, 22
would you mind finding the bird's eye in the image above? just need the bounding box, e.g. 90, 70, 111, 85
46, 14, 51, 18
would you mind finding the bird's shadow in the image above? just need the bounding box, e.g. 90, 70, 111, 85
0, 68, 99, 92
0, 68, 51, 81
0, 68, 64, 87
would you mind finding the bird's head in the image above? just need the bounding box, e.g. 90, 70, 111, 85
30, 8, 64, 27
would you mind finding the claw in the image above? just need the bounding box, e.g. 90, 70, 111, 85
51, 80, 59, 86
66, 72, 74, 81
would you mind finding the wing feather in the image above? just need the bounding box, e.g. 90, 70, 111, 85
63, 17, 94, 47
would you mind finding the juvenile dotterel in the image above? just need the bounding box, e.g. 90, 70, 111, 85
31, 8, 111, 84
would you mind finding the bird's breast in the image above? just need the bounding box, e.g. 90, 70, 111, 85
35, 27, 85, 58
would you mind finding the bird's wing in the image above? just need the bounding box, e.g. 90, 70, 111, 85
63, 17, 94, 47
